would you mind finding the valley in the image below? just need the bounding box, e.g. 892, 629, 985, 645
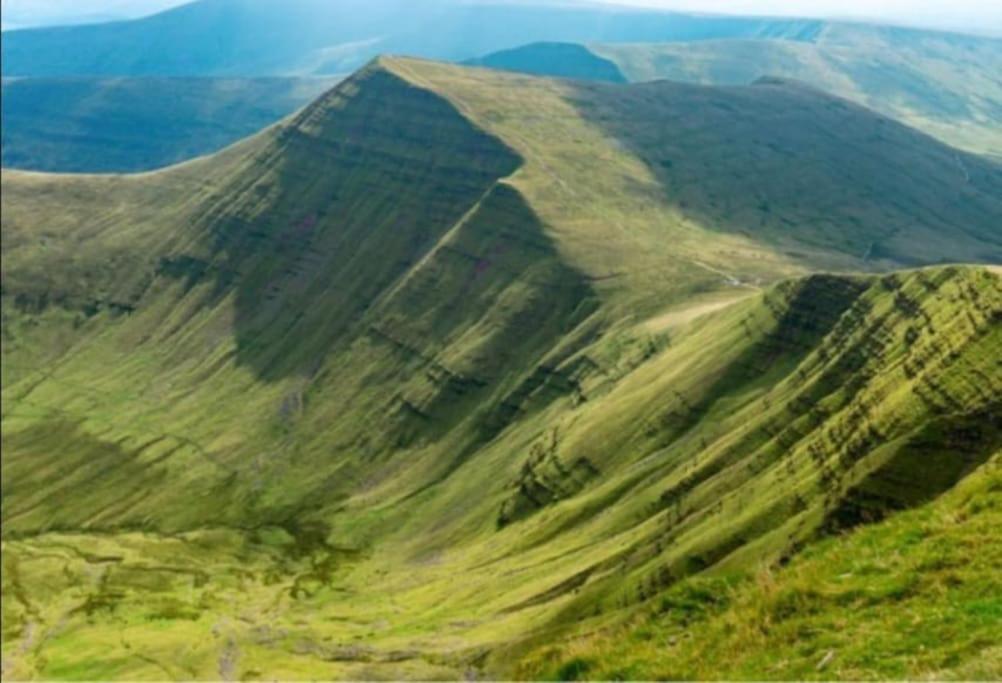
2, 56, 1000, 679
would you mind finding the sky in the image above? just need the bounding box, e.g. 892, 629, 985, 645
2, 0, 1001, 34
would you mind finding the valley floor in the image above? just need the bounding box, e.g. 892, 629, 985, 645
4, 454, 999, 680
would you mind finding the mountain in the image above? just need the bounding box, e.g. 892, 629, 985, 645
1, 76, 340, 172
0, 0, 829, 78
470, 26, 1002, 157
2, 58, 1000, 679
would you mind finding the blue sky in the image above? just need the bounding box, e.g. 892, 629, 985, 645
3, 0, 1000, 33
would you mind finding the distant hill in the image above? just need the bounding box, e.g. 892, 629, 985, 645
471, 26, 1002, 157
10, 0, 999, 165
465, 42, 628, 82
1, 76, 340, 172
0, 0, 827, 77
2, 58, 1000, 679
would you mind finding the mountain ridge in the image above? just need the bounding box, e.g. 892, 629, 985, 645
2, 57, 1001, 679
469, 27, 1002, 156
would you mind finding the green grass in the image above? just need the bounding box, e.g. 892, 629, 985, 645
2, 58, 1000, 679
520, 455, 1002, 680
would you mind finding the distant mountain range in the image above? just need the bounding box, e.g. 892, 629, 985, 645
1, 0, 829, 77
3, 0, 1000, 173
0, 0, 843, 173
1, 76, 339, 172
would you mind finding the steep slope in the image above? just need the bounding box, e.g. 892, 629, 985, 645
0, 0, 827, 77
521, 454, 1002, 680
471, 26, 1002, 156
2, 59, 1001, 679
389, 59, 1001, 274
4, 262, 998, 679
1, 76, 341, 172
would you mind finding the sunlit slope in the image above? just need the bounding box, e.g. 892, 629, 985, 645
4, 264, 998, 679
472, 26, 1002, 156
392, 59, 1002, 274
2, 58, 1001, 679
5, 58, 1001, 529
522, 454, 1002, 680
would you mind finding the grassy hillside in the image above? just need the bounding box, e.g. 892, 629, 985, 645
2, 58, 1000, 679
521, 454, 1002, 680
1, 77, 341, 172
471, 26, 1002, 157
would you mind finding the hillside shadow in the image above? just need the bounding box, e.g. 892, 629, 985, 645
159, 67, 525, 382
163, 65, 598, 409
565, 78, 1002, 267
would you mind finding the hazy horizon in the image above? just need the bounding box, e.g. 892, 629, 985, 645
2, 0, 1001, 35
603, 0, 1002, 35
